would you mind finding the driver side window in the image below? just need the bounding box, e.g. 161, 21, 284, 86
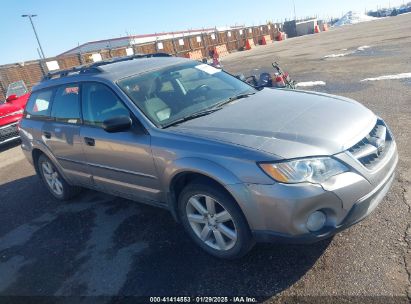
82, 83, 129, 127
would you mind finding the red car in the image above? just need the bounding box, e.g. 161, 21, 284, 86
0, 81, 30, 145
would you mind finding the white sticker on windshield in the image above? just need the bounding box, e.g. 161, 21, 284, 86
195, 64, 220, 75
156, 108, 171, 121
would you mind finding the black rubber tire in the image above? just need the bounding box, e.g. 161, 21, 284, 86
37, 154, 82, 201
178, 182, 254, 259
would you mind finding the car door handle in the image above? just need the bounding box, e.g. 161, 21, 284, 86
43, 131, 51, 139
84, 137, 95, 146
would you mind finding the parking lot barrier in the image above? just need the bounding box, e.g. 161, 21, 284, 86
214, 44, 229, 57
276, 31, 284, 41
245, 38, 255, 50
260, 35, 272, 45
185, 49, 203, 60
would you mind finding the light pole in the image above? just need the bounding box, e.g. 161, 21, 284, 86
292, 0, 297, 21
22, 14, 46, 59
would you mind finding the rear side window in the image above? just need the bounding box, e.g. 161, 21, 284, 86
51, 84, 81, 124
82, 82, 129, 127
25, 89, 53, 119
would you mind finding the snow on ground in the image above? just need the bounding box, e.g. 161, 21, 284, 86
334, 11, 377, 27
324, 52, 351, 58
361, 73, 411, 81
324, 45, 372, 59
357, 45, 371, 51
295, 81, 326, 88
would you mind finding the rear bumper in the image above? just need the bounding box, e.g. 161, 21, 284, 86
0, 122, 20, 145
252, 171, 395, 244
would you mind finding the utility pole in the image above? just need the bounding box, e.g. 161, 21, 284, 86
36, 48, 42, 60
22, 14, 46, 59
293, 0, 297, 21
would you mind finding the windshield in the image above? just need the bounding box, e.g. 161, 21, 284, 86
117, 62, 255, 127
6, 80, 28, 98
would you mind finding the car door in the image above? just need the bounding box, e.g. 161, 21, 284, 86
42, 83, 93, 187
80, 81, 162, 204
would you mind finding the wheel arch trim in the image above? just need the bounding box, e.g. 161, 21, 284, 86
165, 157, 242, 188
164, 157, 245, 222
30, 140, 73, 185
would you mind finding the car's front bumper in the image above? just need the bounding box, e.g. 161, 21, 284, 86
0, 122, 20, 145
252, 170, 395, 243
226, 139, 398, 244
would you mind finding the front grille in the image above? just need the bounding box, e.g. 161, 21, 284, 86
0, 123, 19, 144
348, 119, 391, 170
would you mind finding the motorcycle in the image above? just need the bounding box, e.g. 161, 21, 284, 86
203, 57, 295, 90
240, 62, 296, 89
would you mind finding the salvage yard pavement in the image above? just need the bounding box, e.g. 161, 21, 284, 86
0, 13, 410, 303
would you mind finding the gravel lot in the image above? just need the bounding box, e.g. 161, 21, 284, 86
0, 13, 410, 303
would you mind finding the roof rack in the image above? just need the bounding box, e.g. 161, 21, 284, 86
41, 65, 97, 81
41, 52, 172, 81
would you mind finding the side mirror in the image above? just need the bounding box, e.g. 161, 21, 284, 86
6, 94, 18, 102
102, 115, 132, 133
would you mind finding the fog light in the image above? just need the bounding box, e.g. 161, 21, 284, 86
306, 211, 326, 232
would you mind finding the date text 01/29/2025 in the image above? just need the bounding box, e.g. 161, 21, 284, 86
149, 296, 257, 303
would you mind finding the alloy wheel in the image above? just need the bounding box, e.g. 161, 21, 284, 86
41, 161, 64, 196
186, 194, 237, 251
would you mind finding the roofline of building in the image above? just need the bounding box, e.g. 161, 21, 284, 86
57, 27, 217, 57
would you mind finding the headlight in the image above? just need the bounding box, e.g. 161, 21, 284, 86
259, 157, 348, 184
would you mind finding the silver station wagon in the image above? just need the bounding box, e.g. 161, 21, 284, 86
20, 54, 398, 259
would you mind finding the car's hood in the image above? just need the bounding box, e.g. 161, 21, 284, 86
170, 89, 376, 158
0, 101, 21, 118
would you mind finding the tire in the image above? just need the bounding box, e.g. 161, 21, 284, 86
37, 154, 81, 201
178, 182, 254, 259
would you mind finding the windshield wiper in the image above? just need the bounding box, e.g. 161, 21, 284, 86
162, 92, 255, 128
162, 107, 222, 128
210, 92, 256, 110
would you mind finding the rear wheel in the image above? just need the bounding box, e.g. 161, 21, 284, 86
178, 182, 254, 259
37, 154, 81, 200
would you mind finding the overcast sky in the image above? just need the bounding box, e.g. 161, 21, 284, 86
0, 0, 406, 64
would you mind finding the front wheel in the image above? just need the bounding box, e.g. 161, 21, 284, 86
178, 182, 254, 259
